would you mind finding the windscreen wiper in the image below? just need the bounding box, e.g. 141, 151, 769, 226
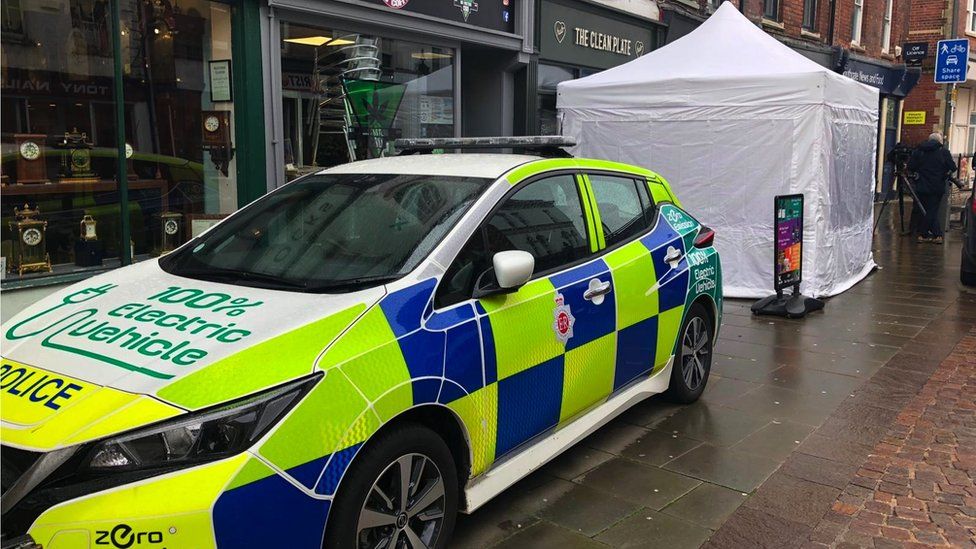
305, 274, 402, 293
175, 267, 308, 290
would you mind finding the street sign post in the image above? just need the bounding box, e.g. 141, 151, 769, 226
934, 39, 969, 84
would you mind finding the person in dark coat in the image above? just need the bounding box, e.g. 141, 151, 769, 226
908, 132, 957, 243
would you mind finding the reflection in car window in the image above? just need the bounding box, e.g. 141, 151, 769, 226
588, 174, 655, 247
485, 174, 589, 274
160, 173, 491, 292
436, 174, 590, 307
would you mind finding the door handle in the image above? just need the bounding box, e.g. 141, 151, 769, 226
583, 278, 612, 304
664, 245, 684, 268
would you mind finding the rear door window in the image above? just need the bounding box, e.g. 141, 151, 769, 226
587, 173, 655, 247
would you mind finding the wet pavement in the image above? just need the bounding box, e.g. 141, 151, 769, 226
452, 208, 976, 548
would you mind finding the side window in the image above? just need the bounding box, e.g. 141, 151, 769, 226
588, 173, 655, 247
484, 174, 590, 274
435, 174, 591, 308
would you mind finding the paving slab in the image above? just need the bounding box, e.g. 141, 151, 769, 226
595, 509, 713, 549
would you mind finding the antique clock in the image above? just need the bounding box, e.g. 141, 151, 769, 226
201, 110, 233, 177
58, 129, 99, 184
13, 134, 49, 184
160, 211, 183, 254
75, 213, 104, 267
9, 204, 52, 275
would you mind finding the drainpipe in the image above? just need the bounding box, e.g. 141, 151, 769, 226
827, 0, 837, 45
110, 0, 130, 265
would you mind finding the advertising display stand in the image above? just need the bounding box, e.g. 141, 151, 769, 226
752, 194, 825, 318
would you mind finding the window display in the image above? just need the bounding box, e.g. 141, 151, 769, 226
1, 0, 238, 281
279, 22, 455, 177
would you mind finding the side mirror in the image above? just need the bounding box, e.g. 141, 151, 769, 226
493, 250, 534, 289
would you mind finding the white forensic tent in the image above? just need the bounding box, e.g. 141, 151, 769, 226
558, 1, 879, 298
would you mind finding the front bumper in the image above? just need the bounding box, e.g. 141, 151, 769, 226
4, 454, 253, 549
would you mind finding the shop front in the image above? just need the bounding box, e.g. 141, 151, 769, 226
0, 0, 266, 288
536, 0, 663, 134
837, 55, 920, 198
263, 0, 531, 188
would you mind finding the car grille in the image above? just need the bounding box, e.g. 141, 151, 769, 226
1, 447, 42, 496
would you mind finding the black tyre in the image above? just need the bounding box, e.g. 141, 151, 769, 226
665, 303, 713, 404
323, 424, 458, 549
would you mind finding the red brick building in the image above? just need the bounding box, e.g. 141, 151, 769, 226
656, 0, 920, 193
900, 0, 976, 169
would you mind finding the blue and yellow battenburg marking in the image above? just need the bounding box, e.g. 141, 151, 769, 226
16, 162, 721, 549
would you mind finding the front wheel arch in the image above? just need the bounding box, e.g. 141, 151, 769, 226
323, 403, 472, 542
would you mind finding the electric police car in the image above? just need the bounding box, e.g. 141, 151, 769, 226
1, 137, 722, 549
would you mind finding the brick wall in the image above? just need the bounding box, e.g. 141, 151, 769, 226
900, 0, 976, 146
659, 0, 910, 59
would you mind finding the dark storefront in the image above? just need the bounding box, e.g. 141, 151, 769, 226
265, 0, 532, 188
536, 0, 664, 134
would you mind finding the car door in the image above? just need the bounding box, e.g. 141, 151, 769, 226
584, 172, 694, 393
434, 172, 615, 461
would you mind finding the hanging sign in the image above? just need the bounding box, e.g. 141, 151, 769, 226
902, 42, 928, 66
774, 194, 804, 291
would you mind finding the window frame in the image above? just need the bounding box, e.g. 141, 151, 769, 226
433, 169, 664, 310
763, 0, 781, 21
969, 0, 976, 34
881, 0, 893, 52
802, 0, 818, 31
851, 0, 864, 44
584, 172, 658, 250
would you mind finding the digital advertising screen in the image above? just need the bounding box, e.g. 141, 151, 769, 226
774, 194, 803, 290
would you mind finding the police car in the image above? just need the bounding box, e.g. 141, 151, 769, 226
1, 137, 722, 549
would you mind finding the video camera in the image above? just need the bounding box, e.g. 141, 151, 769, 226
887, 143, 914, 165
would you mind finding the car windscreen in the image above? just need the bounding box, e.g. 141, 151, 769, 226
160, 173, 492, 292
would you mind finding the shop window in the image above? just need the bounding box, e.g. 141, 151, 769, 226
881, 0, 893, 52
278, 21, 455, 178
763, 0, 780, 21
802, 0, 818, 31
0, 0, 238, 282
851, 0, 864, 44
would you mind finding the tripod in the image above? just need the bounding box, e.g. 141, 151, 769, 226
874, 164, 926, 234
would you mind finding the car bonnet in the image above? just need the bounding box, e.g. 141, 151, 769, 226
1, 260, 383, 450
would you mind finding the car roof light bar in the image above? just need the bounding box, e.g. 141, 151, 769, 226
394, 136, 576, 157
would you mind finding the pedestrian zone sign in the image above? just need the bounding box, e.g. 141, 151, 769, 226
934, 39, 969, 83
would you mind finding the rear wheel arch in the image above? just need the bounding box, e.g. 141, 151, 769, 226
691, 294, 720, 337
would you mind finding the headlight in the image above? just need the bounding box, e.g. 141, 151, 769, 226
82, 375, 319, 472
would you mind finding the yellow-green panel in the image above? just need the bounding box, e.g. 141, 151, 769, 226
29, 454, 248, 549
259, 369, 368, 471
369, 381, 414, 423
559, 333, 616, 423
504, 159, 574, 185
447, 384, 497, 477
157, 304, 366, 409
318, 306, 396, 370
574, 158, 657, 178
225, 456, 276, 491
338, 340, 411, 404
577, 176, 600, 253
604, 241, 659, 330
62, 396, 182, 445
655, 306, 685, 371
480, 278, 562, 380
580, 174, 606, 250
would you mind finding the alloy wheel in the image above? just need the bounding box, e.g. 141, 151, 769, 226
680, 316, 710, 391
357, 453, 446, 549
